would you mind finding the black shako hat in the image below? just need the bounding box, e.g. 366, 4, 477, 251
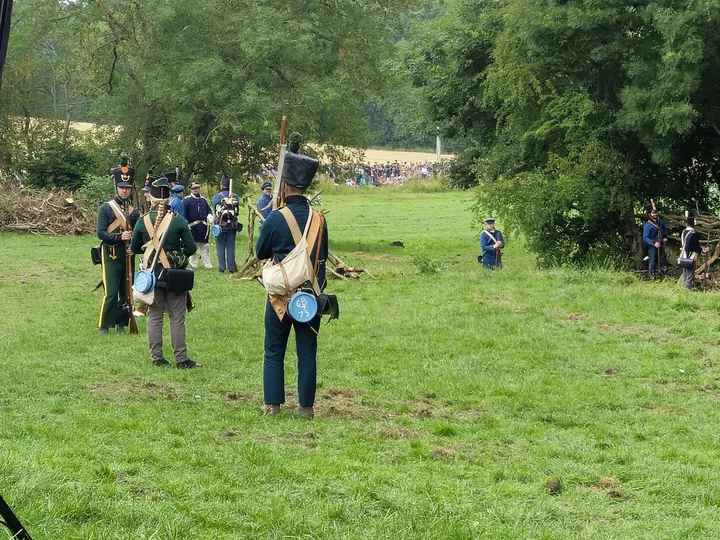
282, 152, 319, 190
220, 174, 230, 189
163, 171, 178, 185
686, 212, 696, 227
112, 165, 135, 188
150, 176, 170, 199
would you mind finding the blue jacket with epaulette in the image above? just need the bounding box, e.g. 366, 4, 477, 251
643, 220, 662, 246
255, 195, 328, 291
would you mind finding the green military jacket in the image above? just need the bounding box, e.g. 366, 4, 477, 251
131, 210, 197, 270
96, 197, 139, 245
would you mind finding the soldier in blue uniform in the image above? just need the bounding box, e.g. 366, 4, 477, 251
256, 152, 328, 419
183, 181, 214, 269
643, 206, 664, 278
480, 217, 505, 269
212, 175, 241, 273
96, 159, 139, 334
169, 184, 186, 220
257, 181, 273, 219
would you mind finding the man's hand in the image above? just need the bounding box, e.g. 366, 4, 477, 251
207, 214, 214, 225
494, 241, 502, 249
703, 247, 709, 255
654, 241, 661, 248
121, 231, 132, 241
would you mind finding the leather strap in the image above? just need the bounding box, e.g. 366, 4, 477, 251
106, 200, 135, 233
279, 206, 308, 244
482, 229, 498, 243
142, 213, 173, 269
279, 207, 323, 295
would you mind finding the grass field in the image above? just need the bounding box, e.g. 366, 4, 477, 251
2, 189, 720, 539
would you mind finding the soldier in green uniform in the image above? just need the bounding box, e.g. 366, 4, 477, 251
96, 157, 139, 335
131, 176, 200, 368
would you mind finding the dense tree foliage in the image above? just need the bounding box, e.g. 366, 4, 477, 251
404, 0, 720, 265
1, 0, 410, 184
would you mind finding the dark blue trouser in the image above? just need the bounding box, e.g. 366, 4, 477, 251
215, 228, 237, 272
263, 299, 321, 408
648, 245, 658, 276
482, 251, 501, 269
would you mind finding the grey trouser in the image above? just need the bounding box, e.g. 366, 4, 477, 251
683, 267, 695, 290
147, 287, 189, 363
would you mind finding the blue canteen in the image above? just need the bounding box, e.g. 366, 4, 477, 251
134, 269, 156, 293
287, 291, 318, 322
211, 224, 221, 237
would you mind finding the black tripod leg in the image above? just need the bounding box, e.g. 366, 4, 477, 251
0, 494, 32, 539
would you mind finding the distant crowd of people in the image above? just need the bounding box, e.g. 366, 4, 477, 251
254, 160, 449, 187
330, 161, 439, 186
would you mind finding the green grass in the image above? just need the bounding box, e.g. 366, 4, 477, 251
2, 190, 720, 538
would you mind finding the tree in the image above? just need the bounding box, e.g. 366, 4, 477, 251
403, 0, 720, 266
2, 0, 411, 184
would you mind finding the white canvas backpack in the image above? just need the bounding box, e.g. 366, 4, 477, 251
262, 207, 322, 297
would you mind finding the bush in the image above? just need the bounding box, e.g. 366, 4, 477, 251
410, 248, 443, 274
25, 140, 96, 191
448, 147, 481, 189
75, 174, 115, 208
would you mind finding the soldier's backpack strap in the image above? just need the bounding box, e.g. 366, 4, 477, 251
279, 206, 303, 244
107, 200, 136, 232
142, 213, 172, 269
278, 207, 322, 295
482, 229, 498, 243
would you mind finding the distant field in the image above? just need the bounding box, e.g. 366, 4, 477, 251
69, 121, 453, 164
362, 148, 454, 163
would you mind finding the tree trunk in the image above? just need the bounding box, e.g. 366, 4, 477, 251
623, 207, 642, 268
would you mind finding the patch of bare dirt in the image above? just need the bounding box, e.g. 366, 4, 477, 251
596, 477, 620, 490
642, 406, 679, 414
596, 322, 667, 341
324, 388, 359, 398
317, 387, 378, 419
546, 477, 564, 495
372, 254, 399, 261
568, 313, 589, 321
412, 404, 434, 418
431, 447, 456, 459
607, 489, 631, 500
88, 381, 179, 400
379, 428, 424, 440
589, 477, 631, 500
0, 267, 55, 282
455, 409, 484, 419
226, 392, 256, 402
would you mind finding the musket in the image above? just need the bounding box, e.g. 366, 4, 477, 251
0, 494, 32, 539
272, 116, 288, 210
122, 201, 138, 334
